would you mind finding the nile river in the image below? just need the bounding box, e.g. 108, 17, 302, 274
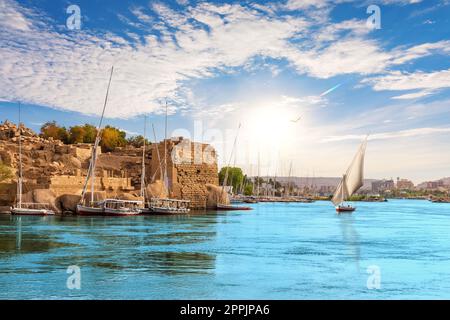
1, 200, 450, 299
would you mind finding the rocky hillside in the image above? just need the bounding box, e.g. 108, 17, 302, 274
0, 120, 222, 212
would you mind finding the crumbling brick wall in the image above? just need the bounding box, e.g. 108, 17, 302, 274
150, 137, 219, 209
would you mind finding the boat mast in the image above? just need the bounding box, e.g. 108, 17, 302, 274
286, 161, 292, 197
273, 164, 277, 198
140, 116, 147, 198
163, 100, 169, 192
221, 123, 241, 197
81, 66, 114, 205
151, 123, 164, 182
17, 103, 23, 209
256, 152, 260, 197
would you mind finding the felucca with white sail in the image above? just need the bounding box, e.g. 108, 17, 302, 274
331, 138, 368, 213
11, 103, 55, 216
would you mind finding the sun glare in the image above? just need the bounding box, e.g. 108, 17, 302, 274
244, 104, 298, 149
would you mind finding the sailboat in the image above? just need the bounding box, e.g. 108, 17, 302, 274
11, 103, 55, 216
332, 138, 368, 213
76, 67, 141, 216
144, 102, 190, 214
217, 124, 251, 211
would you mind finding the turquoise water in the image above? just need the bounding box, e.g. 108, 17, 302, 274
1, 200, 450, 299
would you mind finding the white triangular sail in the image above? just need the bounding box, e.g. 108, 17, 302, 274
332, 139, 367, 206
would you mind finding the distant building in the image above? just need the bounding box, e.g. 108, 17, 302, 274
372, 179, 395, 193
319, 185, 335, 196
396, 178, 415, 190
417, 180, 445, 190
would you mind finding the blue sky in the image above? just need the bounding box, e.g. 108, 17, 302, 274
1, 0, 450, 183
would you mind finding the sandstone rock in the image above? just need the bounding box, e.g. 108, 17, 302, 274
60, 154, 81, 169
0, 150, 13, 166
57, 194, 82, 213
0, 205, 11, 214
146, 180, 168, 199
116, 192, 143, 201
83, 191, 106, 202
22, 189, 61, 213
205, 183, 230, 208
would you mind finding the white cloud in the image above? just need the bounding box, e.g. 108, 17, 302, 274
129, 6, 153, 24
284, 0, 422, 11
380, 0, 423, 4
390, 40, 450, 65
391, 90, 434, 100
1, 0, 449, 119
0, 0, 31, 31
284, 0, 329, 10
362, 69, 450, 99
322, 127, 450, 142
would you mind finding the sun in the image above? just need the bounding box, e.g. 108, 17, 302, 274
243, 103, 298, 149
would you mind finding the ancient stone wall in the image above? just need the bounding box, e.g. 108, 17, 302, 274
150, 137, 219, 209
0, 121, 219, 209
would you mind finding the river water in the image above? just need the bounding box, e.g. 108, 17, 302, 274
1, 200, 449, 299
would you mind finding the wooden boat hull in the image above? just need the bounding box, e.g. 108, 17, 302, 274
76, 205, 104, 216
148, 207, 190, 215
216, 204, 252, 211
103, 208, 141, 216
336, 206, 356, 213
430, 198, 450, 203
11, 208, 55, 216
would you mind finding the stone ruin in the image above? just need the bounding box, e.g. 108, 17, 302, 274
0, 121, 221, 212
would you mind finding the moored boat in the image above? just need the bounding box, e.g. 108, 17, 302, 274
76, 203, 104, 216
141, 103, 191, 215
76, 67, 138, 216
216, 124, 243, 210
77, 199, 143, 216
12, 203, 55, 216
103, 199, 143, 216
216, 203, 252, 211
11, 103, 55, 216
142, 198, 190, 214
243, 197, 258, 203
430, 197, 450, 203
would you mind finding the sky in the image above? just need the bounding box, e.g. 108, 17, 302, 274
1, 0, 450, 183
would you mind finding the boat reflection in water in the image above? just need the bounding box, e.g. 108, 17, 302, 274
338, 214, 361, 271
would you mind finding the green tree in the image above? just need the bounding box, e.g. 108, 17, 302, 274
100, 126, 127, 152
40, 121, 69, 143
244, 184, 253, 196
127, 135, 151, 148
0, 162, 13, 182
82, 124, 97, 143
219, 167, 244, 193
69, 125, 86, 144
